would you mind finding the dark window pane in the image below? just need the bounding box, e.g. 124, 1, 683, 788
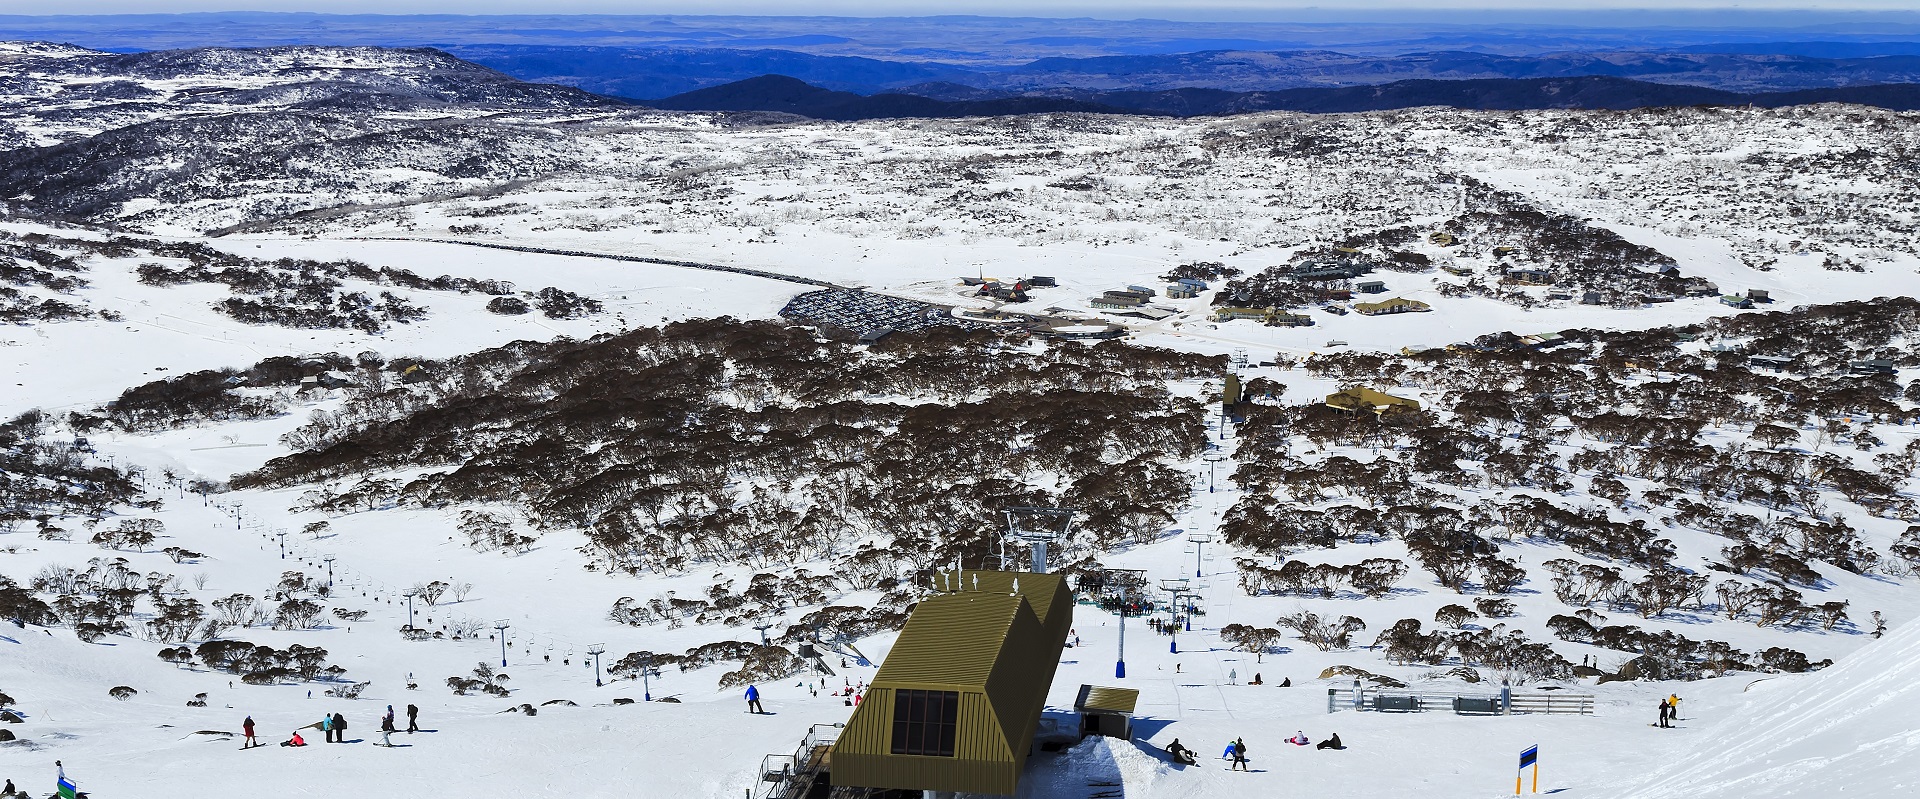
890, 689, 960, 757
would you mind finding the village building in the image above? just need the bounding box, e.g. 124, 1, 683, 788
1326, 386, 1423, 416
1354, 297, 1432, 315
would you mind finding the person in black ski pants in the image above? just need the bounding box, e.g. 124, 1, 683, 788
406, 704, 419, 734
1657, 699, 1671, 728
1230, 738, 1250, 771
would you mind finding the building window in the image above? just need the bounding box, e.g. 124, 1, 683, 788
890, 689, 959, 757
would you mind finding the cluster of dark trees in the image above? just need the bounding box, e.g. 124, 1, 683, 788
1218, 298, 1920, 680
610, 569, 839, 630
484, 287, 603, 319
1545, 614, 1830, 676
1431, 178, 1705, 305
132, 248, 509, 332
1234, 556, 1409, 598
78, 353, 368, 433
163, 640, 343, 684
237, 320, 1218, 586
1159, 260, 1243, 283
0, 234, 102, 323
447, 662, 512, 696
1372, 618, 1573, 680
1, 410, 148, 534
608, 640, 809, 689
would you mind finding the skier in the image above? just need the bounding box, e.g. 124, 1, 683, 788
1667, 694, 1682, 721
406, 704, 419, 734
1228, 669, 1237, 685
1229, 738, 1250, 771
331, 712, 347, 743
243, 715, 258, 748
1165, 739, 1197, 766
1656, 699, 1671, 728
745, 685, 764, 714
380, 706, 396, 747
1316, 733, 1343, 750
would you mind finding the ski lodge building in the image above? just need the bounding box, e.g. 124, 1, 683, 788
830, 570, 1074, 796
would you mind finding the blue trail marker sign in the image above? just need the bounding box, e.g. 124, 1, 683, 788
1517, 745, 1539, 794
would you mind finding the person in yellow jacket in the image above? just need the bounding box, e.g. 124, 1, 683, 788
1667, 694, 1682, 721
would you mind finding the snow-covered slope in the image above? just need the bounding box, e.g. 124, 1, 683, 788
1630, 615, 1920, 798
7, 41, 1920, 799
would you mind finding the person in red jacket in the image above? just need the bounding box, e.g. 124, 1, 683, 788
242, 716, 257, 748
282, 731, 306, 747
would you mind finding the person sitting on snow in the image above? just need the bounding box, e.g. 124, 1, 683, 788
281, 731, 307, 747
1165, 738, 1198, 765
1316, 733, 1343, 750
1286, 730, 1311, 746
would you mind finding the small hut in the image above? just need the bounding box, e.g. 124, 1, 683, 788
1074, 685, 1139, 739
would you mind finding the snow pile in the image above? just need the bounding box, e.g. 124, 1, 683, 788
1630, 618, 1920, 798
1019, 734, 1171, 798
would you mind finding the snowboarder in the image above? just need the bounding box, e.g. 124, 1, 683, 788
1280, 677, 1292, 687
1165, 739, 1197, 766
1656, 699, 1671, 728
243, 715, 258, 748
1316, 733, 1343, 750
745, 685, 764, 714
331, 712, 347, 743
1230, 738, 1250, 771
1667, 694, 1682, 721
281, 732, 307, 747
1228, 669, 1237, 685
380, 706, 396, 747
406, 704, 419, 733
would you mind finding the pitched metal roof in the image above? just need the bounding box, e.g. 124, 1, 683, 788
872, 592, 1024, 688
1075, 685, 1139, 715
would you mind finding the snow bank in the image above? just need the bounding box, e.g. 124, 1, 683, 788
1019, 735, 1172, 798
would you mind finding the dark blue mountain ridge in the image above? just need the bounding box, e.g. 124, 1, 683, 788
653, 73, 1920, 119
438, 44, 1920, 100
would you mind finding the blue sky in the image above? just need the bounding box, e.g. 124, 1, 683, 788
12, 2, 1920, 22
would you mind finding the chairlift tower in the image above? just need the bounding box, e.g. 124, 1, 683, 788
1187, 533, 1214, 577
1100, 568, 1146, 679
1004, 507, 1077, 574
400, 589, 418, 630
1160, 579, 1189, 654
1201, 453, 1228, 494
587, 643, 607, 687
494, 620, 512, 667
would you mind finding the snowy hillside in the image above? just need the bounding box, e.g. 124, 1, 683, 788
1630, 606, 1920, 798
5, 42, 1920, 799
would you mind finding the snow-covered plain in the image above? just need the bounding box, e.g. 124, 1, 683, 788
6, 44, 1920, 799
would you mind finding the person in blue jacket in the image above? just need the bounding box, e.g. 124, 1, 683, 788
745, 685, 764, 714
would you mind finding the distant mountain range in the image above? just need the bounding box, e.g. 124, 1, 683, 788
450, 45, 1920, 99
651, 74, 1920, 119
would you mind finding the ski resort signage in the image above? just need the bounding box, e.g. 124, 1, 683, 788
1516, 745, 1539, 794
